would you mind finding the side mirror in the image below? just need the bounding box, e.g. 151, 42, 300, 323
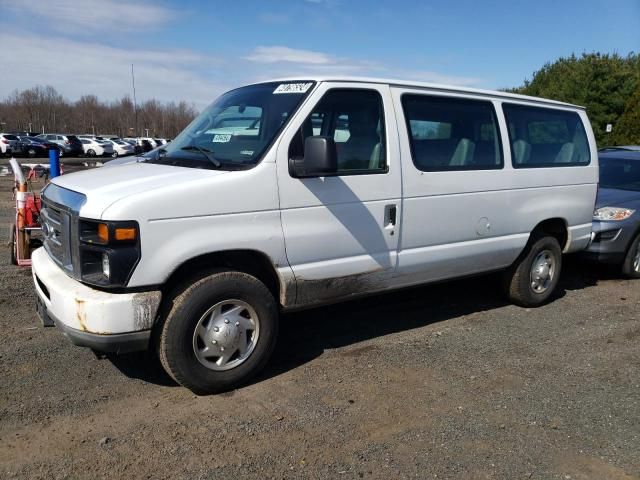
290, 136, 338, 178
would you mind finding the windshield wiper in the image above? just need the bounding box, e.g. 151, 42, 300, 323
181, 145, 221, 167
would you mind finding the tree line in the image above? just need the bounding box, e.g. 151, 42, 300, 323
507, 52, 640, 146
0, 85, 198, 139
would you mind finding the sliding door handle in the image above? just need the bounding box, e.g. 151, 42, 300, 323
384, 204, 397, 228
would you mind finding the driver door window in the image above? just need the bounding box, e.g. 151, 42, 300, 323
289, 89, 387, 174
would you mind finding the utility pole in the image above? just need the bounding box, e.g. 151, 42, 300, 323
131, 63, 138, 137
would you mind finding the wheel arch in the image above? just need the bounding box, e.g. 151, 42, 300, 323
530, 218, 569, 251
162, 249, 285, 306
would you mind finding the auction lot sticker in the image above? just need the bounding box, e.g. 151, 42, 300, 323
212, 134, 232, 143
273, 82, 313, 94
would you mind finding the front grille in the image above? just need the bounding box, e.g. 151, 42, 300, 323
41, 201, 73, 271
40, 184, 87, 277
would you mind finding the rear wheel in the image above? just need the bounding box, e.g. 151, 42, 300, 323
621, 233, 640, 279
503, 234, 562, 307
86, 149, 96, 157
27, 148, 36, 158
157, 270, 279, 394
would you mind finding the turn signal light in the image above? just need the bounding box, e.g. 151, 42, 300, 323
115, 227, 136, 241
97, 223, 109, 243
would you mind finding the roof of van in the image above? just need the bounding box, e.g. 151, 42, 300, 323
262, 76, 585, 110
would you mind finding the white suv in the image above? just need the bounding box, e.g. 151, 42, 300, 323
80, 138, 114, 157
32, 77, 599, 394
0, 133, 19, 156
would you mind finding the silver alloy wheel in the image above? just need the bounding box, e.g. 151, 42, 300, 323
530, 249, 555, 293
633, 241, 640, 273
192, 299, 260, 371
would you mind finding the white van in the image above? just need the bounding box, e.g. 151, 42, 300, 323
32, 77, 598, 393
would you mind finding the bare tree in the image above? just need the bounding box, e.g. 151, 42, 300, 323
0, 85, 198, 138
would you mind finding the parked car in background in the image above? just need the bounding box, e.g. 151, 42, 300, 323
1, 133, 19, 156
80, 138, 113, 157
36, 134, 84, 156
140, 139, 154, 152
154, 138, 168, 146
140, 137, 158, 148
102, 138, 135, 157
586, 150, 640, 277
122, 137, 145, 154
599, 146, 640, 153
16, 136, 61, 157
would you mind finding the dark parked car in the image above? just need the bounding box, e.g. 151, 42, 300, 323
140, 139, 154, 152
586, 150, 640, 277
16, 136, 61, 158
36, 133, 84, 156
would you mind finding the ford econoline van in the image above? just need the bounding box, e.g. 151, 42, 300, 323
32, 77, 598, 393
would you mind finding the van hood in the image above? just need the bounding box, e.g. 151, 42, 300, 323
51, 162, 229, 219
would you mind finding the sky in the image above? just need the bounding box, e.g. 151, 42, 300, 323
0, 0, 638, 108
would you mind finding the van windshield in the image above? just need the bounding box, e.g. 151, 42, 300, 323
147, 81, 315, 170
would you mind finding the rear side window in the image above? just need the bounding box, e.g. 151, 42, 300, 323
502, 104, 590, 168
401, 94, 503, 171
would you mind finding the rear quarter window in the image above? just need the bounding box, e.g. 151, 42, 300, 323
503, 104, 590, 168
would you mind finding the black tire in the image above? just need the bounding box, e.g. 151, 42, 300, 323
503, 234, 562, 307
10, 223, 17, 266
86, 149, 96, 157
27, 148, 36, 158
111, 151, 118, 158
157, 270, 279, 394
621, 233, 640, 279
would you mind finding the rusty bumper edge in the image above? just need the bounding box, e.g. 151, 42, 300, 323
51, 310, 151, 354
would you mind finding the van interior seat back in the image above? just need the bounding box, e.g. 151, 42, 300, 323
340, 110, 381, 170
449, 138, 476, 167
512, 139, 532, 165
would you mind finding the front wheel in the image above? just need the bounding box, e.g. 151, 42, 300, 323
86, 149, 96, 157
9, 223, 17, 265
622, 233, 640, 278
157, 270, 279, 394
503, 234, 562, 307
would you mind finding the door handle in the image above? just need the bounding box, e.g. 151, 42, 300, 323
384, 204, 397, 228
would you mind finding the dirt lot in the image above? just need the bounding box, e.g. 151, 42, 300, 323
0, 172, 638, 479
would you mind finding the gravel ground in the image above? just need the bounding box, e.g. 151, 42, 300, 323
0, 173, 638, 479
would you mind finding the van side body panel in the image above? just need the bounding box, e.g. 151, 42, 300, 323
389, 88, 598, 289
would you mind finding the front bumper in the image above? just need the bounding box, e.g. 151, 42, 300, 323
583, 219, 638, 265
31, 247, 162, 353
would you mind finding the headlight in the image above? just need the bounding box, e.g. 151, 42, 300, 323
593, 207, 635, 221
78, 219, 141, 288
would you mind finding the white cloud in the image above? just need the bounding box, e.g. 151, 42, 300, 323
245, 46, 336, 65
243, 46, 483, 87
0, 32, 228, 108
0, 0, 177, 32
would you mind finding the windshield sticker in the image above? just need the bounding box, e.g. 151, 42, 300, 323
273, 82, 313, 94
240, 150, 254, 156
212, 134, 232, 143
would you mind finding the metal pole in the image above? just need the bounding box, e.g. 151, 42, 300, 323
132, 63, 138, 137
